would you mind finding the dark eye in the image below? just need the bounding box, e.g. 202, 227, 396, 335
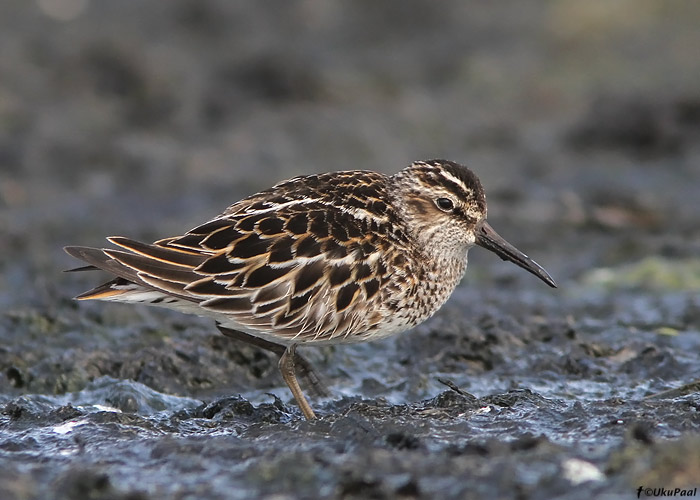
435, 198, 454, 212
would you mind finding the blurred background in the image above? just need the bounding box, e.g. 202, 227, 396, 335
2, 0, 699, 296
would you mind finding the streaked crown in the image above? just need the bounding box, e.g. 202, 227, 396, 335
389, 160, 488, 255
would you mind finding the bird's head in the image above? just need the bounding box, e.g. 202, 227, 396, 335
391, 160, 556, 288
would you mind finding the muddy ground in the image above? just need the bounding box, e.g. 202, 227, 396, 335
1, 2, 700, 499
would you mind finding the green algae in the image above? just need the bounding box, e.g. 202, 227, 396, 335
581, 257, 700, 292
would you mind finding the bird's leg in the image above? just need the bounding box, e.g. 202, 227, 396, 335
216, 324, 329, 398
279, 343, 316, 420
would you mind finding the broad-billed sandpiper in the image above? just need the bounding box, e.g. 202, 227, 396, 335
65, 160, 556, 419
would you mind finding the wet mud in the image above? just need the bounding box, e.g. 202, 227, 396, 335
1, 2, 700, 499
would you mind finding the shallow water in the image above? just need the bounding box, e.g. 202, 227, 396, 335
2, 285, 699, 498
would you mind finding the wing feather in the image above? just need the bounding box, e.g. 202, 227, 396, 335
109, 236, 205, 264
103, 249, 198, 284
66, 170, 411, 343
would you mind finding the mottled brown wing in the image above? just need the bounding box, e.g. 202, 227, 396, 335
155, 171, 412, 341
69, 171, 415, 342
161, 204, 394, 341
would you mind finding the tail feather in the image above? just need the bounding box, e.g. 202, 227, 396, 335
103, 248, 200, 284
108, 236, 206, 266
63, 244, 199, 304
74, 277, 134, 300
63, 246, 142, 284
64, 264, 99, 273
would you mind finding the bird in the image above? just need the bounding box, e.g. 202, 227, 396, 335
65, 159, 557, 420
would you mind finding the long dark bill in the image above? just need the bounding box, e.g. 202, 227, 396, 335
476, 222, 557, 288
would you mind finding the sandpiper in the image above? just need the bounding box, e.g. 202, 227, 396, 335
65, 160, 556, 419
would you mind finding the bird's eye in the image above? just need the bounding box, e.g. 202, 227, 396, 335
435, 198, 454, 212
